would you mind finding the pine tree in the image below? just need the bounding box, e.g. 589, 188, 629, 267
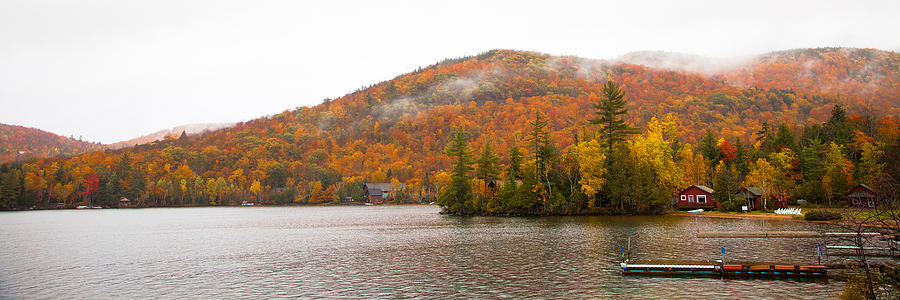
525, 112, 556, 209
824, 104, 852, 145
474, 141, 501, 186
506, 147, 523, 182
773, 123, 797, 152
474, 141, 501, 211
438, 128, 474, 214
589, 81, 639, 152
526, 112, 551, 182
698, 131, 720, 162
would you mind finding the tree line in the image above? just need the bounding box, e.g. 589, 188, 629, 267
436, 82, 900, 215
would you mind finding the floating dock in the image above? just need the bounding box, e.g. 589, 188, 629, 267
698, 231, 885, 238
621, 262, 827, 278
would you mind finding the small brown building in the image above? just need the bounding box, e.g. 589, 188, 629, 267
676, 185, 717, 210
735, 187, 765, 210
847, 184, 876, 208
735, 187, 788, 210
364, 182, 405, 204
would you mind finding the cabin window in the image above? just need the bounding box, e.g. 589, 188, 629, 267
697, 195, 707, 203
868, 199, 875, 208
681, 195, 686, 201
689, 195, 695, 202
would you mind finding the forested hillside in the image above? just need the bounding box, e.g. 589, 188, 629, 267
0, 123, 103, 164
1, 48, 897, 210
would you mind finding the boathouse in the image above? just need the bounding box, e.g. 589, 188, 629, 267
735, 187, 764, 210
676, 185, 717, 210
364, 182, 405, 204
846, 184, 876, 208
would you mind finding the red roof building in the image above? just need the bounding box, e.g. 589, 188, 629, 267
847, 184, 876, 208
676, 185, 718, 210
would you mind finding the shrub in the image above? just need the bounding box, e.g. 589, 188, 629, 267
804, 210, 842, 221
719, 198, 744, 212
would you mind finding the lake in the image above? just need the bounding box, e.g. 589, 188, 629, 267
1, 205, 845, 299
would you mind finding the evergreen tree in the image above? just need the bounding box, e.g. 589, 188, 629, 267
589, 81, 639, 152
500, 147, 527, 211
773, 123, 797, 152
474, 141, 501, 184
799, 138, 827, 203
525, 112, 557, 209
756, 122, 774, 155
438, 128, 474, 214
474, 141, 501, 210
733, 138, 749, 176
526, 112, 551, 182
698, 131, 720, 162
506, 147, 523, 182
824, 104, 852, 145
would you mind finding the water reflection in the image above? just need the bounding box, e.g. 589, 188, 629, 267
0, 206, 845, 299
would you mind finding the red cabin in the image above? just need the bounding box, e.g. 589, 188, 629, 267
677, 185, 717, 210
847, 184, 876, 208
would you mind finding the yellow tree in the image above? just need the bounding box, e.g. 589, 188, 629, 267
249, 180, 263, 202
744, 158, 776, 210
575, 139, 606, 207
433, 171, 452, 195
678, 145, 710, 186
767, 148, 799, 205
630, 114, 683, 200
822, 142, 853, 207
856, 140, 885, 186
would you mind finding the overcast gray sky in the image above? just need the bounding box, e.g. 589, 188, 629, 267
1, 0, 898, 144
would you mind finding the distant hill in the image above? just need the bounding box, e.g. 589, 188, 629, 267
0, 123, 103, 163
3, 48, 898, 207
107, 122, 234, 149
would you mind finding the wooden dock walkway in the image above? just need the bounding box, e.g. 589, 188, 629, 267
621, 262, 827, 278
698, 231, 884, 238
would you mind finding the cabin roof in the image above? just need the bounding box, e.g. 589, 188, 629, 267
367, 188, 383, 197
847, 184, 876, 198
681, 185, 714, 194
743, 187, 764, 196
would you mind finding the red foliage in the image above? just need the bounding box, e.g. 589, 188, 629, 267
719, 140, 737, 162
77, 174, 99, 198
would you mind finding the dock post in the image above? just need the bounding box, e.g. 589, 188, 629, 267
627, 230, 632, 261
721, 245, 725, 265
817, 243, 822, 265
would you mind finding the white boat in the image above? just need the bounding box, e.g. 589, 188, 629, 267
364, 203, 374, 206
76, 205, 88, 209
687, 209, 704, 214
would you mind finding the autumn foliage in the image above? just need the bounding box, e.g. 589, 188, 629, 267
1, 48, 898, 209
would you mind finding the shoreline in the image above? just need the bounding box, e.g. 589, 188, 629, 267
669, 211, 800, 221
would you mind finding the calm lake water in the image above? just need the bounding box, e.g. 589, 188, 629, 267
1, 205, 847, 299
